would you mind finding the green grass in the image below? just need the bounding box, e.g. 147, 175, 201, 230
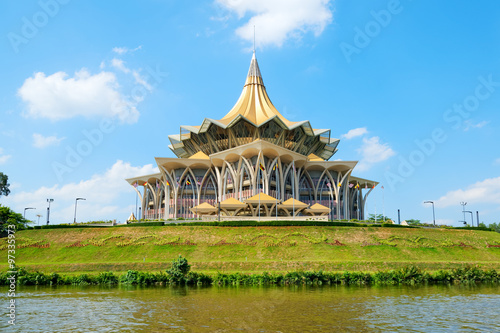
2, 226, 500, 274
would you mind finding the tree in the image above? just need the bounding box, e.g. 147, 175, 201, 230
0, 205, 30, 233
368, 214, 392, 222
0, 172, 10, 197
488, 222, 500, 233
406, 219, 421, 226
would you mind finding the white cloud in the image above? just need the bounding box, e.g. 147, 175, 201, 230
111, 58, 152, 91
33, 133, 64, 148
111, 58, 130, 73
112, 46, 142, 54
464, 120, 489, 131
4, 160, 159, 224
356, 136, 395, 171
132, 71, 152, 91
18, 69, 139, 124
435, 177, 500, 208
216, 0, 333, 48
0, 148, 11, 165
342, 127, 368, 140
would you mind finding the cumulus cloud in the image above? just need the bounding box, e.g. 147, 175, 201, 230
33, 133, 64, 148
435, 177, 500, 208
18, 69, 139, 124
0, 148, 11, 165
356, 136, 395, 171
342, 127, 368, 140
4, 160, 159, 223
216, 0, 333, 48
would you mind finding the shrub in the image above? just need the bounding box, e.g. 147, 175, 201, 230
117, 222, 164, 227
96, 272, 119, 284
40, 224, 108, 229
166, 255, 191, 284
167, 220, 373, 228
453, 226, 494, 232
381, 223, 417, 229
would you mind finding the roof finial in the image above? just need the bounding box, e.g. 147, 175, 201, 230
253, 25, 256, 54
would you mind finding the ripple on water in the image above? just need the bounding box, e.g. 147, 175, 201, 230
0, 284, 498, 332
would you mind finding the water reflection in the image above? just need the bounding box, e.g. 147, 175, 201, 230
0, 284, 499, 332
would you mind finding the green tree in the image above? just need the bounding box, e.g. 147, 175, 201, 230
488, 222, 500, 233
368, 214, 392, 222
0, 205, 30, 233
0, 172, 10, 197
406, 219, 421, 226
166, 255, 191, 284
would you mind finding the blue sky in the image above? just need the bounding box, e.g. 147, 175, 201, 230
1, 0, 499, 226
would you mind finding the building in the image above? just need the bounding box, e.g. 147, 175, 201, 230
126, 53, 378, 221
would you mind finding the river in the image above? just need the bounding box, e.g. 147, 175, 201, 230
1, 284, 499, 332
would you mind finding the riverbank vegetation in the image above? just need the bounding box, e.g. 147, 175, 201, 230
1, 261, 499, 286
1, 225, 500, 274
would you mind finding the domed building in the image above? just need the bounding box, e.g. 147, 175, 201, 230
126, 53, 378, 221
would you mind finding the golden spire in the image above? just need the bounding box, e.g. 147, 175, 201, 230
219, 52, 295, 127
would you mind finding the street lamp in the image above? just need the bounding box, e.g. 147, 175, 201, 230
424, 201, 436, 226
46, 199, 54, 225
74, 198, 86, 223
460, 202, 467, 226
465, 211, 474, 227
24, 207, 35, 219
36, 214, 42, 226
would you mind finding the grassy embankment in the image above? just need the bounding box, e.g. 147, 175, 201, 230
1, 226, 500, 274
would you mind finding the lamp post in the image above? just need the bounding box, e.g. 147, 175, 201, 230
46, 199, 54, 225
24, 207, 35, 219
460, 202, 467, 226
465, 211, 473, 227
36, 214, 42, 226
73, 198, 86, 224
424, 201, 435, 226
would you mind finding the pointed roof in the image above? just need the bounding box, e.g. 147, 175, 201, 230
168, 53, 340, 160
217, 52, 295, 127
188, 151, 210, 159
220, 197, 247, 208
306, 203, 331, 212
279, 198, 308, 208
245, 192, 278, 204
190, 202, 218, 215
127, 212, 136, 221
193, 202, 216, 209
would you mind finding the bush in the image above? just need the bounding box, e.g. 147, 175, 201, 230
40, 224, 109, 229
117, 221, 164, 227
453, 226, 494, 232
166, 255, 191, 284
167, 220, 371, 227
381, 223, 417, 229
1, 266, 499, 286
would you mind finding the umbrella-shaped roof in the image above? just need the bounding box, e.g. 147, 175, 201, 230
220, 197, 247, 208
245, 192, 278, 204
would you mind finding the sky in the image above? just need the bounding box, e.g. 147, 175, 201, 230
0, 0, 499, 226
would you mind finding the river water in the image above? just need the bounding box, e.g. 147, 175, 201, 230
1, 284, 499, 332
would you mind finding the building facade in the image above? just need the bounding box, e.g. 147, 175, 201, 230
126, 53, 377, 220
